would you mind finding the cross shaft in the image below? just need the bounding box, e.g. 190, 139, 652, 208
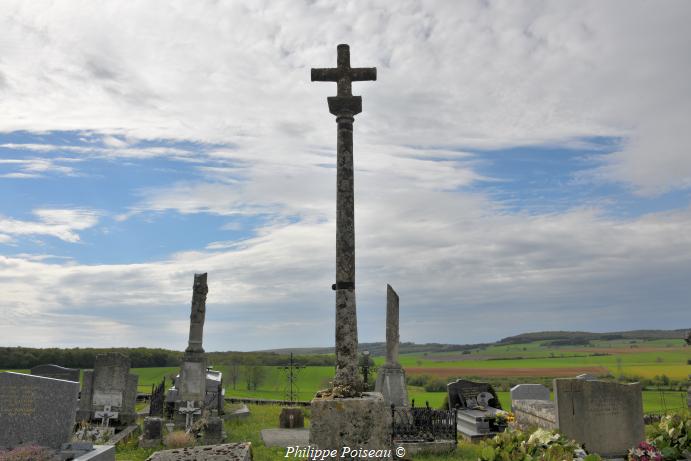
311, 44, 376, 396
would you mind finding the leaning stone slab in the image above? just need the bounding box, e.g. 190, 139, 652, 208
145, 442, 252, 461
510, 384, 550, 407
309, 392, 392, 460
31, 364, 80, 382
0, 372, 79, 450
511, 399, 557, 430
554, 378, 644, 457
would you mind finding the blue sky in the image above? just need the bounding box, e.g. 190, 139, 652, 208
1, 1, 690, 350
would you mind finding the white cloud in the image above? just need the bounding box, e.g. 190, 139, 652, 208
0, 1, 689, 349
0, 1, 688, 192
0, 208, 100, 243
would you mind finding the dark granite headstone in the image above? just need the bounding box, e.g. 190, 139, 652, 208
447, 379, 502, 410
279, 407, 305, 428
0, 372, 79, 449
30, 364, 80, 382
202, 416, 225, 445
140, 417, 163, 448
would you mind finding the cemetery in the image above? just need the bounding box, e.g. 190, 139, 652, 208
1, 7, 691, 460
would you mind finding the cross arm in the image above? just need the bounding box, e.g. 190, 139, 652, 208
350, 67, 377, 81
311, 68, 340, 82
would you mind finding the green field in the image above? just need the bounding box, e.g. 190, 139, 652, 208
4, 337, 688, 414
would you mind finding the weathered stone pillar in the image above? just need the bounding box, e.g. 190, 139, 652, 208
186, 272, 208, 355
375, 284, 408, 407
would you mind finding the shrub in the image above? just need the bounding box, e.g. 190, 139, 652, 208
478, 428, 601, 461
648, 413, 690, 460
164, 431, 195, 448
423, 378, 448, 392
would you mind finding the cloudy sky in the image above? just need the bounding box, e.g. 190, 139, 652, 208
1, 0, 690, 351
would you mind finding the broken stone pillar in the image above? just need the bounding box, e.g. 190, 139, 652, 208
175, 273, 209, 429
375, 284, 409, 407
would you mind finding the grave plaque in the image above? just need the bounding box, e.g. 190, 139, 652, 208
447, 379, 502, 410
0, 372, 79, 450
30, 364, 80, 382
554, 378, 644, 457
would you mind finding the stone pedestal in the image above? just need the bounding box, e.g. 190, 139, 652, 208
375, 366, 408, 407
309, 392, 392, 460
139, 417, 163, 448
279, 407, 305, 428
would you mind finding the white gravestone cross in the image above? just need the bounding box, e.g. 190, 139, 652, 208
178, 400, 201, 431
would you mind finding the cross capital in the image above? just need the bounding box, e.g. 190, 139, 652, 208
311, 44, 376, 97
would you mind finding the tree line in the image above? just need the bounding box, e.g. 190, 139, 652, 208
0, 347, 335, 370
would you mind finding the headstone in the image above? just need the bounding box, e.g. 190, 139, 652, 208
31, 364, 80, 382
447, 379, 502, 410
0, 372, 79, 450
279, 407, 305, 428
79, 352, 139, 425
576, 373, 598, 381
309, 45, 390, 459
202, 416, 225, 445
510, 384, 550, 407
145, 443, 251, 461
375, 284, 409, 407
447, 379, 505, 442
140, 417, 163, 448
554, 378, 644, 457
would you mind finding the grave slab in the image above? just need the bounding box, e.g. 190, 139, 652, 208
260, 428, 309, 448
145, 442, 252, 461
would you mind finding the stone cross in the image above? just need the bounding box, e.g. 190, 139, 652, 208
178, 400, 201, 430
311, 44, 376, 395
385, 284, 400, 367
185, 272, 208, 355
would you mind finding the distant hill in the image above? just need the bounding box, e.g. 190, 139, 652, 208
258, 341, 489, 356
497, 329, 689, 345
257, 329, 689, 355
